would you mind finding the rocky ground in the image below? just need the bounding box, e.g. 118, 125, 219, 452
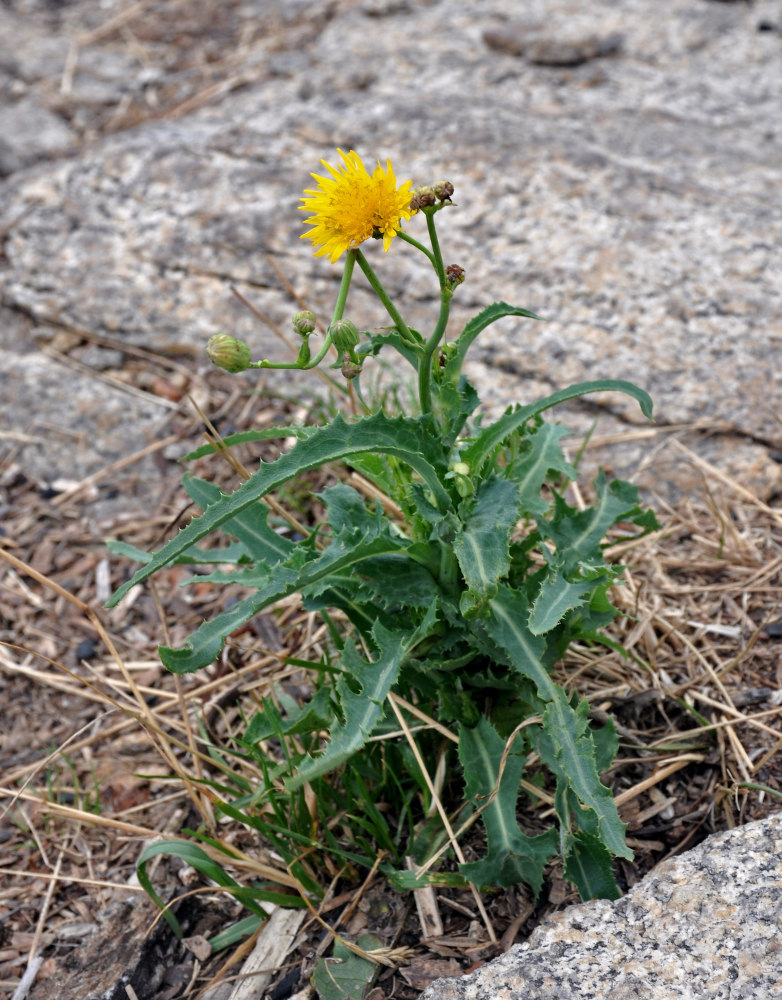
2, 1, 782, 998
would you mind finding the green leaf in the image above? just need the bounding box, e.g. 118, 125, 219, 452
106, 537, 251, 568
528, 571, 607, 636
539, 471, 646, 572
183, 426, 308, 461
537, 689, 631, 860
563, 831, 621, 900
107, 412, 452, 608
159, 519, 420, 672
385, 868, 468, 890
454, 477, 520, 616
288, 605, 438, 788
353, 553, 441, 608
158, 560, 301, 673
462, 380, 654, 471
182, 474, 295, 564
510, 422, 577, 518
457, 718, 558, 894
320, 482, 381, 535
311, 935, 381, 1000
445, 301, 545, 381
244, 686, 333, 742
483, 586, 558, 700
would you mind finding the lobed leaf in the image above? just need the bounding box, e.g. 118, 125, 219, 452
483, 585, 558, 700
538, 470, 647, 573
563, 830, 621, 900
454, 477, 520, 616
510, 422, 577, 517
528, 570, 609, 636
457, 718, 557, 894
537, 690, 631, 860
288, 605, 438, 788
107, 412, 453, 608
183, 474, 295, 564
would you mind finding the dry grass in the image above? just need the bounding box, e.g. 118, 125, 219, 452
2, 358, 782, 1000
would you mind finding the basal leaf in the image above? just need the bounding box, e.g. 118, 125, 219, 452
462, 380, 654, 472
183, 426, 308, 461
183, 474, 294, 565
311, 935, 381, 1000
539, 470, 647, 571
320, 482, 382, 535
107, 537, 251, 568
563, 831, 621, 900
288, 606, 438, 788
457, 718, 557, 894
353, 553, 441, 608
107, 412, 452, 608
159, 560, 302, 673
539, 689, 630, 860
160, 523, 418, 672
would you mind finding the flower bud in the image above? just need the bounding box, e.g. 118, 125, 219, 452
446, 263, 465, 288
434, 179, 454, 202
206, 334, 252, 373
340, 354, 363, 380
292, 310, 317, 336
409, 186, 436, 212
329, 318, 360, 354
447, 459, 473, 499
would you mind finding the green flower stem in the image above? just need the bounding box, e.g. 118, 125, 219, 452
418, 290, 451, 415
396, 230, 436, 267
354, 250, 418, 348
426, 211, 446, 289
251, 252, 357, 371
331, 249, 357, 326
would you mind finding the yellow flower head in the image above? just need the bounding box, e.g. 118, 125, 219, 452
300, 149, 414, 263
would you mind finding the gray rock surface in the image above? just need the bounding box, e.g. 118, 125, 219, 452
421, 813, 782, 1000
1, 0, 781, 496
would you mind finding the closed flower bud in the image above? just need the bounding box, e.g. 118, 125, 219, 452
340, 354, 363, 380
409, 186, 436, 212
434, 179, 454, 202
206, 334, 252, 373
292, 310, 317, 336
329, 318, 360, 354
446, 263, 465, 287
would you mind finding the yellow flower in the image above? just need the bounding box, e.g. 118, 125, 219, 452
300, 149, 414, 263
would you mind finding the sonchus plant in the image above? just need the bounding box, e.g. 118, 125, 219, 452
108, 149, 657, 902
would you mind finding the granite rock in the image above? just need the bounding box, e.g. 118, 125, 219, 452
421, 813, 782, 1000
0, 0, 781, 500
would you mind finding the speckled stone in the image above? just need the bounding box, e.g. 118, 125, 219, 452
1, 0, 781, 498
421, 814, 782, 1000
